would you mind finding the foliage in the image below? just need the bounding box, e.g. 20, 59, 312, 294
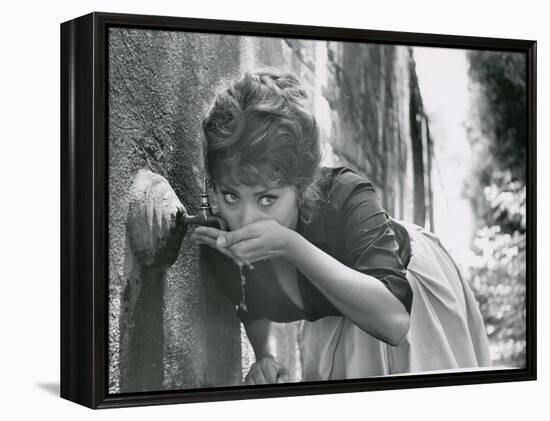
465, 51, 527, 367
467, 170, 526, 367
467, 50, 526, 184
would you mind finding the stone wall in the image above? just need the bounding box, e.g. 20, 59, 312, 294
108, 28, 433, 393
108, 28, 246, 393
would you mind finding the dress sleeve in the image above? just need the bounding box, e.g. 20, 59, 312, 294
337, 182, 413, 314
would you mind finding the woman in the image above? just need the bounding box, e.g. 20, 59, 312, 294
188, 69, 491, 384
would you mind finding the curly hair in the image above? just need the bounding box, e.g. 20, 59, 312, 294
201, 68, 328, 223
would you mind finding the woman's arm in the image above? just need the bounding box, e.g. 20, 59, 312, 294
197, 219, 410, 346
285, 231, 410, 346
242, 319, 289, 384
194, 191, 411, 346
243, 319, 277, 360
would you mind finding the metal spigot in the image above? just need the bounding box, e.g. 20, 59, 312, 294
180, 177, 227, 230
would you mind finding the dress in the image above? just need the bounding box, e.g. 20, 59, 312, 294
299, 219, 492, 380
203, 166, 492, 380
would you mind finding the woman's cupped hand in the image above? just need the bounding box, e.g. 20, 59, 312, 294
190, 218, 296, 267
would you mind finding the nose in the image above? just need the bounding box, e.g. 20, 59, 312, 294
240, 201, 262, 227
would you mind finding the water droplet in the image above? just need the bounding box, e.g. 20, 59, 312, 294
238, 264, 247, 312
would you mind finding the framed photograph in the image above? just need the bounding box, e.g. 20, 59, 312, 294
60, 11, 537, 409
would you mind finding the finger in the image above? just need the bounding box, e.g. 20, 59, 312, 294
276, 375, 288, 384
217, 225, 260, 248
195, 236, 239, 261
194, 226, 225, 240
193, 232, 232, 252
192, 232, 219, 247
218, 249, 243, 264
230, 239, 263, 255
276, 365, 290, 383
260, 359, 278, 383
243, 372, 255, 385
230, 239, 267, 262
191, 232, 219, 245
252, 368, 267, 385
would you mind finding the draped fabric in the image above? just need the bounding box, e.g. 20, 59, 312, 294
300, 219, 492, 380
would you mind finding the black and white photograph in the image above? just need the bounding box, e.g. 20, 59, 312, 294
3, 0, 548, 419
105, 25, 530, 394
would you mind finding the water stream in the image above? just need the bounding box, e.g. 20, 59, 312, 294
238, 264, 247, 312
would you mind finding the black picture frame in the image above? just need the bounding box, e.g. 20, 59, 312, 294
60, 11, 537, 409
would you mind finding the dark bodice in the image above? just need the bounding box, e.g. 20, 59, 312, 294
200, 167, 412, 324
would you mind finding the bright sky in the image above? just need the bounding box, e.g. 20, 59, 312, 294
412, 46, 476, 270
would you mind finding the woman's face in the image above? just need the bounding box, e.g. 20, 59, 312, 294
213, 179, 299, 231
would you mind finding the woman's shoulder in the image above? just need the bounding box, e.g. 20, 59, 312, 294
299, 166, 378, 236
320, 166, 376, 210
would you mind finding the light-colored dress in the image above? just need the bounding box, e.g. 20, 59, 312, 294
300, 219, 492, 380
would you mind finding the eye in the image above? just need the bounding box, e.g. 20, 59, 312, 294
222, 191, 239, 204
258, 195, 278, 207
